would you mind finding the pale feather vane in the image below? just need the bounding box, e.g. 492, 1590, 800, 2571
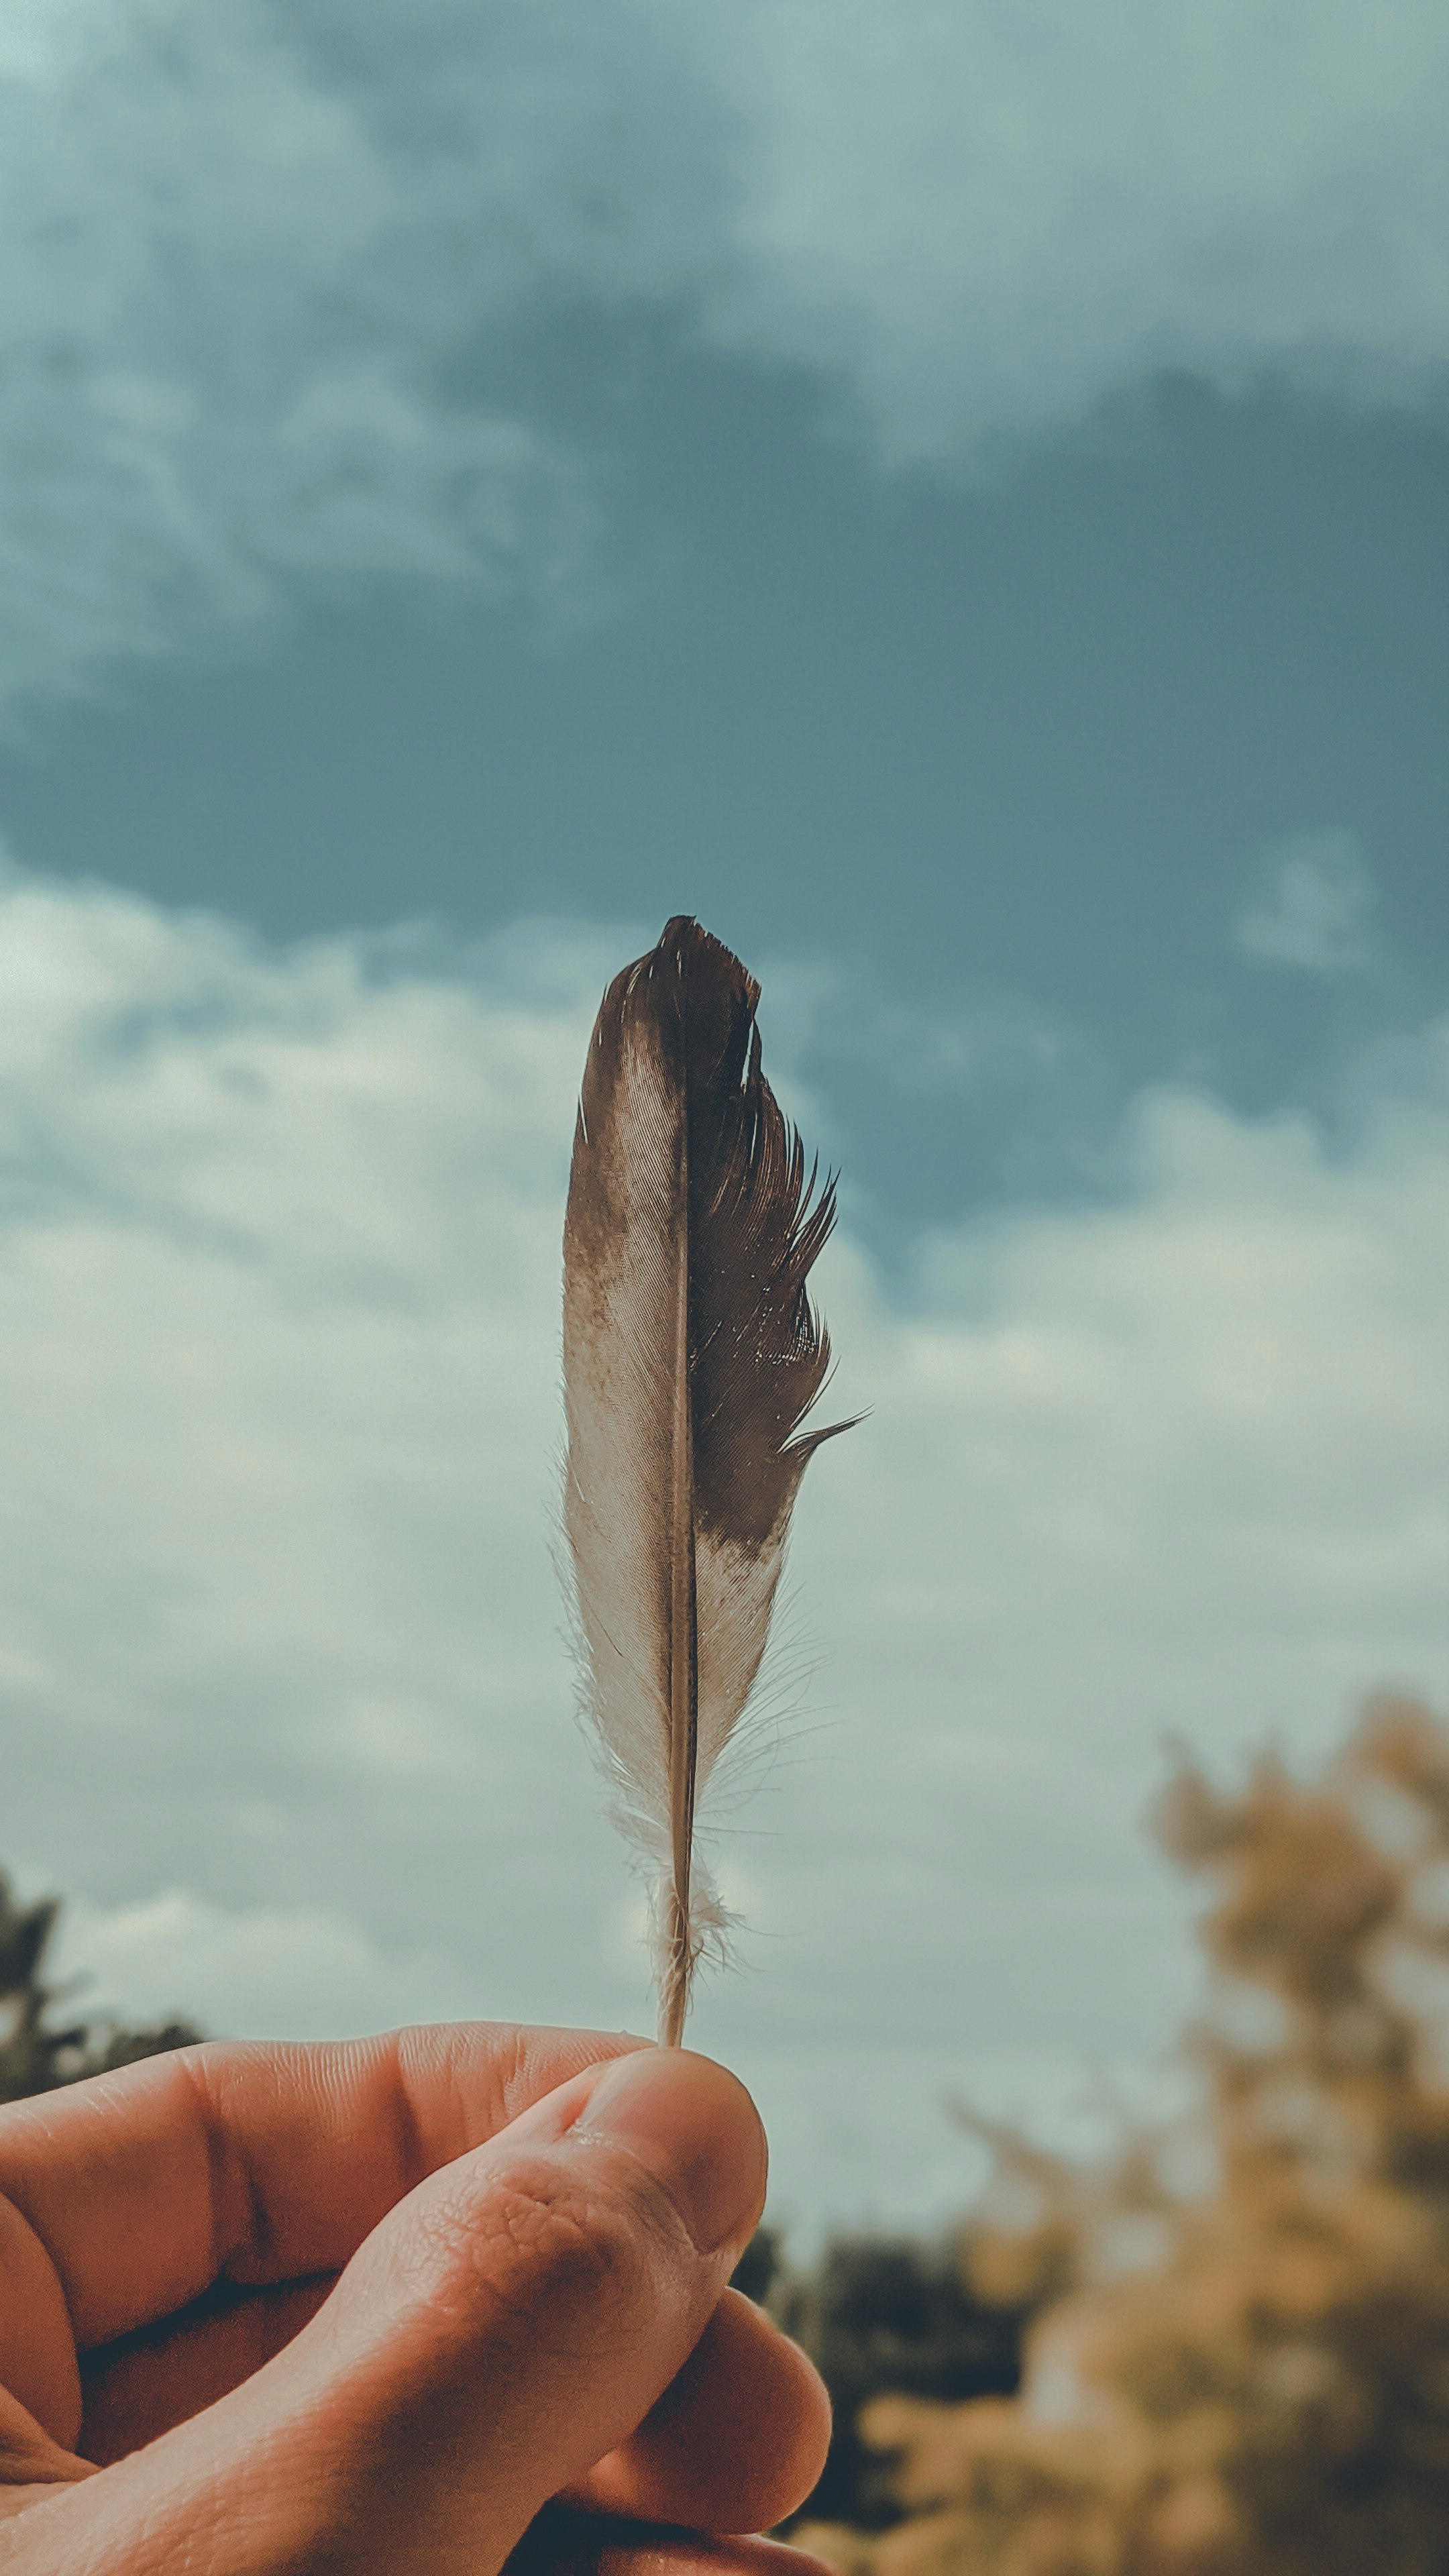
562, 916, 851, 2045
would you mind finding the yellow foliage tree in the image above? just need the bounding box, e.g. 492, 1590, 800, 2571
802, 1699, 1449, 2576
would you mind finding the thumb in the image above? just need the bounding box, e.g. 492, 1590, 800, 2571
15, 2049, 767, 2576
306, 2044, 770, 2562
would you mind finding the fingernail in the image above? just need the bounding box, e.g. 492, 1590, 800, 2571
574, 2049, 767, 2255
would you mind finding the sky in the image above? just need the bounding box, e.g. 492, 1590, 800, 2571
2, 0, 1448, 2239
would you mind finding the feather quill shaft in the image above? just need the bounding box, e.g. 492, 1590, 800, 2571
562, 916, 849, 2045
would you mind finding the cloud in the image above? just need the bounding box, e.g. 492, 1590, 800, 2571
694, 0, 1449, 458
0, 0, 642, 705
50, 1887, 454, 2036
1234, 828, 1381, 975
5, 863, 1449, 2222
2, 0, 1448, 700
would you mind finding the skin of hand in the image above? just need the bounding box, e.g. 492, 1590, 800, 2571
0, 2025, 833, 2576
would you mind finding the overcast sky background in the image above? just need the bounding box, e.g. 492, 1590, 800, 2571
3, 0, 1449, 2238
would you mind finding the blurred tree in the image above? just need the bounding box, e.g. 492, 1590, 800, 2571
0, 1870, 201, 2103
731, 2220, 1030, 2529
800, 1699, 1449, 2576
773, 2233, 1028, 2528
733, 2224, 788, 2309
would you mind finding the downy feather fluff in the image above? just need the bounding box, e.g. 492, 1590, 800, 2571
562, 916, 850, 2045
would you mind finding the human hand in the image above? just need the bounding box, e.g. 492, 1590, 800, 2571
0, 2025, 831, 2574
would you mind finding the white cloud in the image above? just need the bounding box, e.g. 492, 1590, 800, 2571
694, 0, 1449, 458
0, 0, 629, 703
1234, 827, 1381, 973
50, 1888, 454, 2037
1, 0, 1448, 698
5, 863, 1449, 2225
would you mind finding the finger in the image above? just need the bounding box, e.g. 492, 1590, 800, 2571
0, 2021, 646, 2353
78, 2275, 337, 2465
80, 2269, 828, 2531
79, 2274, 830, 2531
0, 2194, 76, 2457
0, 2383, 95, 2494
8, 2050, 768, 2576
572, 2292, 830, 2534
511, 2507, 839, 2576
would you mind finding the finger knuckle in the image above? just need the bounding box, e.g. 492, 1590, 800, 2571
428, 2157, 665, 2354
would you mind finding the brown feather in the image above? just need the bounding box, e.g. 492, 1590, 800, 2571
562, 916, 851, 2043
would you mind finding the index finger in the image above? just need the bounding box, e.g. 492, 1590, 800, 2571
513, 2510, 837, 2576
0, 2023, 645, 2349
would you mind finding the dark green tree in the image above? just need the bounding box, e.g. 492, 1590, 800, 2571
778, 2234, 1028, 2530
733, 2224, 1030, 2530
0, 1870, 201, 2104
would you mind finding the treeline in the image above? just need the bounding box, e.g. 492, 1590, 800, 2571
0, 1875, 201, 2102
743, 2228, 1030, 2530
